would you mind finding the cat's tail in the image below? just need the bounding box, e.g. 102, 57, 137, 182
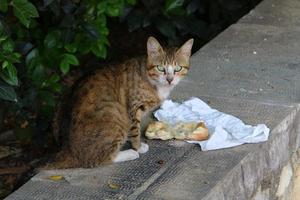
52, 99, 65, 145
52, 70, 83, 145
39, 148, 80, 170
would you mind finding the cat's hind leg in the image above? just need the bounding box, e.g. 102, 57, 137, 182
70, 111, 132, 167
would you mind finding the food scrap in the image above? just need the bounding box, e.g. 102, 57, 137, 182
145, 121, 209, 141
108, 180, 120, 189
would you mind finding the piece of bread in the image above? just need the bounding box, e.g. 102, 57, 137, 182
145, 121, 209, 141
145, 121, 173, 140
188, 122, 209, 141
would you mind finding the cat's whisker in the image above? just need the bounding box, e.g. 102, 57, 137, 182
179, 78, 194, 84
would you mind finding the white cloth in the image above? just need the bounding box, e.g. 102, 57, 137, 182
154, 97, 270, 151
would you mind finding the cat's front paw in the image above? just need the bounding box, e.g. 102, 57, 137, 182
113, 149, 139, 163
137, 142, 149, 154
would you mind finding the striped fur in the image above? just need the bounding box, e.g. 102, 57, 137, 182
49, 37, 193, 168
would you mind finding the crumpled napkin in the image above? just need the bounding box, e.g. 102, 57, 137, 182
154, 97, 270, 151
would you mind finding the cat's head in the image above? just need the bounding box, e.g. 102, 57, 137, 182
146, 36, 194, 87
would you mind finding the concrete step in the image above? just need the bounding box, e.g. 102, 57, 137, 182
6, 0, 300, 199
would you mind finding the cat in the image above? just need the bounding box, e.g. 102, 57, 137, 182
50, 36, 193, 168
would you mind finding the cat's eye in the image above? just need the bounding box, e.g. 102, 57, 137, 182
156, 65, 165, 72
174, 66, 182, 72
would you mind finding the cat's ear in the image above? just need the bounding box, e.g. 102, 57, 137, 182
147, 36, 164, 61
177, 39, 194, 58
176, 39, 194, 65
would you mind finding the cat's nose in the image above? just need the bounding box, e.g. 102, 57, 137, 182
167, 77, 173, 84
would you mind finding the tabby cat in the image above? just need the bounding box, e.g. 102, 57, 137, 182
51, 37, 193, 168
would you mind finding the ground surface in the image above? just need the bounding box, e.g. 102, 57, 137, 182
6, 0, 300, 199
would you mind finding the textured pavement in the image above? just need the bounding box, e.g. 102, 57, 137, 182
6, 0, 300, 199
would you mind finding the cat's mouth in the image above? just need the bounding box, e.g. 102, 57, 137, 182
166, 81, 173, 85
164, 82, 175, 87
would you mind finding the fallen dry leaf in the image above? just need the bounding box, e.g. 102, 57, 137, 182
48, 175, 64, 181
108, 180, 120, 189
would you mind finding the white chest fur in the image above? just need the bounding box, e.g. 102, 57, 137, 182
157, 85, 174, 101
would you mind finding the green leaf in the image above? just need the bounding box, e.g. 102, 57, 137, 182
0, 20, 7, 44
167, 6, 186, 16
50, 74, 60, 83
2, 40, 14, 53
59, 60, 70, 75
12, 0, 39, 28
106, 6, 120, 17
0, 52, 21, 63
44, 31, 61, 48
74, 35, 92, 54
97, 14, 107, 25
2, 60, 8, 69
91, 41, 107, 58
64, 43, 77, 53
41, 74, 62, 92
26, 50, 45, 86
83, 24, 100, 39
97, 1, 107, 14
0, 35, 7, 44
0, 83, 17, 102
0, 22, 7, 44
1, 61, 18, 86
63, 53, 79, 66
25, 48, 39, 65
99, 26, 109, 35
42, 74, 60, 87
44, 75, 60, 88
0, 0, 8, 12
165, 0, 184, 12
106, 1, 123, 17
102, 37, 110, 46
29, 64, 45, 85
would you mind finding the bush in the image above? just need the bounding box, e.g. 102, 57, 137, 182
123, 0, 261, 45
0, 0, 136, 143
